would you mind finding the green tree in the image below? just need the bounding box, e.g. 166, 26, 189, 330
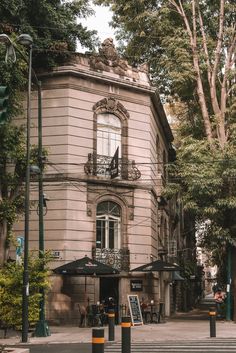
95, 0, 236, 260
0, 252, 51, 330
0, 0, 98, 69
0, 0, 98, 264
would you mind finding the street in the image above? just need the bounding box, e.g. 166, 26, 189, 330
105, 340, 236, 352
8, 343, 92, 353
9, 339, 236, 353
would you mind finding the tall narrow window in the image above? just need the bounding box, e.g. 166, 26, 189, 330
97, 113, 121, 157
96, 201, 121, 249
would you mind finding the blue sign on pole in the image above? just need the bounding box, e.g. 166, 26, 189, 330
16, 236, 24, 264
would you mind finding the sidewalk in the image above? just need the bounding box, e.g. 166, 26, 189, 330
1, 316, 236, 345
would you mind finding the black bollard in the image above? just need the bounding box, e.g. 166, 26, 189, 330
92, 328, 105, 353
108, 309, 115, 341
209, 309, 216, 337
121, 316, 131, 353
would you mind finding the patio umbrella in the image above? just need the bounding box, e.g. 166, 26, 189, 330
53, 255, 119, 276
131, 259, 182, 272
53, 256, 119, 325
53, 255, 119, 297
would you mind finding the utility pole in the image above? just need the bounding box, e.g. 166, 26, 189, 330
34, 81, 50, 337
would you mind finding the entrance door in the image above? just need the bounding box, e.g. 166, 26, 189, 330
100, 277, 119, 322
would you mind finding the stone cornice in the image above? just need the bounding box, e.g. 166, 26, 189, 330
39, 66, 154, 94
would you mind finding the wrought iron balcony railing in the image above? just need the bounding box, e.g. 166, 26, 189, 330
84, 153, 141, 181
92, 247, 130, 272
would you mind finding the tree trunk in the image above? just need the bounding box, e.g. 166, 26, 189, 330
0, 220, 7, 264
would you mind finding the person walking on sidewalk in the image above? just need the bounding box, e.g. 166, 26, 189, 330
78, 304, 86, 327
214, 288, 226, 318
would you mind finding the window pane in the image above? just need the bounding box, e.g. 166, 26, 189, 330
97, 201, 121, 216
96, 220, 102, 248
97, 113, 121, 157
96, 219, 106, 248
113, 220, 119, 248
110, 132, 121, 156
109, 220, 115, 249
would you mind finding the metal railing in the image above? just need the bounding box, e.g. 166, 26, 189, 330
92, 247, 130, 272
84, 153, 141, 181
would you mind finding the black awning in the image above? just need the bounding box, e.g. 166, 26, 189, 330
53, 255, 119, 275
131, 259, 181, 272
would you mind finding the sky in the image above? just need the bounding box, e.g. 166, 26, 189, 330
78, 4, 116, 52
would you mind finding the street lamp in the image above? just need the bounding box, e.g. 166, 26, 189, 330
18, 33, 33, 344
0, 33, 50, 340
0, 32, 34, 343
0, 32, 33, 343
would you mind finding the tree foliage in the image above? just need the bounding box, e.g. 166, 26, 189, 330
0, 0, 98, 69
0, 0, 98, 263
95, 0, 236, 269
0, 252, 51, 330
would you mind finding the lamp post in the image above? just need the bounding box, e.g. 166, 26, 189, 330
0, 33, 50, 340
20, 33, 33, 344
34, 81, 50, 337
0, 33, 34, 343
0, 33, 33, 343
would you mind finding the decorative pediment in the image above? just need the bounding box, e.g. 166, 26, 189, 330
93, 97, 130, 120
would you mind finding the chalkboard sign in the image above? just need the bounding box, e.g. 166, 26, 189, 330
127, 295, 143, 326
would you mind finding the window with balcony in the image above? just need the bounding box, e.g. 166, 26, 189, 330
96, 201, 121, 249
93, 199, 130, 271
84, 97, 141, 180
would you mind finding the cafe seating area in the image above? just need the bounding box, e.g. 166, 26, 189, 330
141, 302, 165, 324
79, 301, 164, 327
81, 303, 128, 327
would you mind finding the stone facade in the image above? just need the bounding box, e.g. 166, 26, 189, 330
12, 39, 180, 324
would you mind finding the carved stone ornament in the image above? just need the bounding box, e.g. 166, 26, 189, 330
87, 206, 92, 217
99, 38, 119, 61
89, 38, 128, 75
93, 97, 130, 119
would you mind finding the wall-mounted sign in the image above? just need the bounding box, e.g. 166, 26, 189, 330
16, 236, 24, 264
130, 280, 143, 292
127, 294, 143, 326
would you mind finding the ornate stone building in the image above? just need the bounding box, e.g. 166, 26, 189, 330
13, 39, 180, 323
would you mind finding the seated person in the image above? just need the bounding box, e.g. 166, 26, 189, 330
98, 303, 107, 326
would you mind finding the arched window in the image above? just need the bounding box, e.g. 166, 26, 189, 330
96, 201, 121, 249
97, 113, 121, 157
